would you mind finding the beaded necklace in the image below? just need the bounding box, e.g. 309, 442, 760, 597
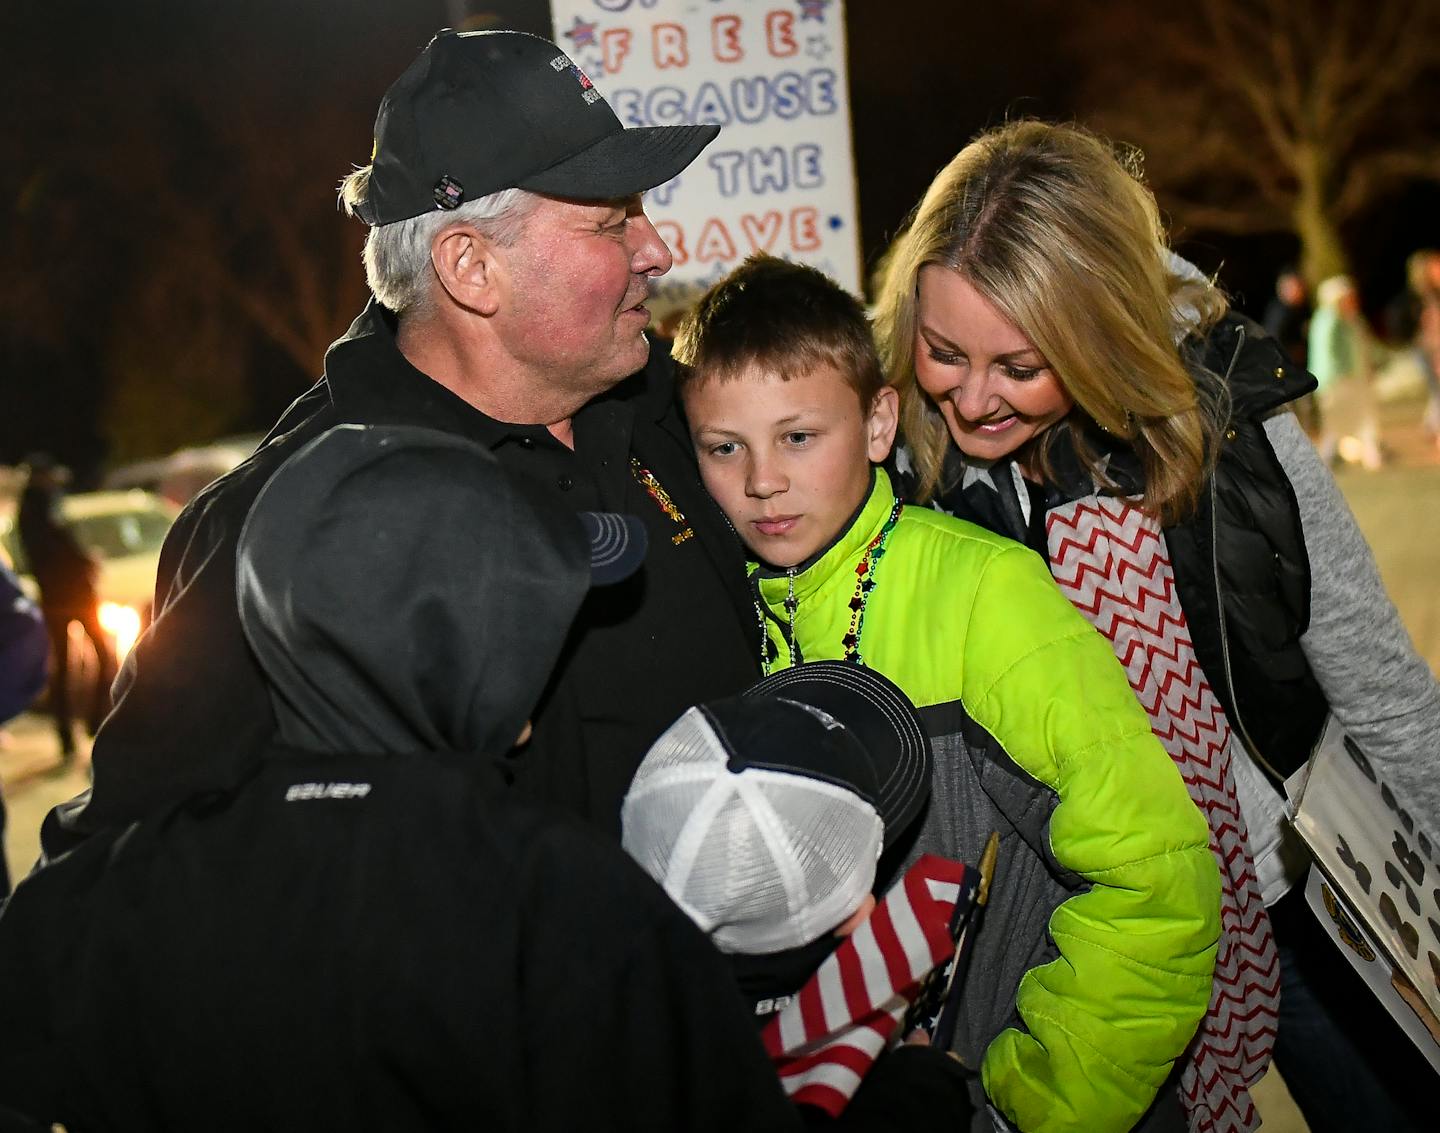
757, 497, 904, 674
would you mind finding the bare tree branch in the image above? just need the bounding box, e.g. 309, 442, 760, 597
1267, 13, 1306, 136
1165, 200, 1292, 235
1329, 0, 1435, 155
1070, 0, 1440, 284
1334, 148, 1440, 219
1199, 0, 1298, 165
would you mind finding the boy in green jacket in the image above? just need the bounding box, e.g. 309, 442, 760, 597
671, 254, 1221, 1133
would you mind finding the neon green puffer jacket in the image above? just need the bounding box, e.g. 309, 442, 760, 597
754, 470, 1220, 1133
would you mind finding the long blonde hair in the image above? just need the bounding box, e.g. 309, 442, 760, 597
872, 120, 1226, 523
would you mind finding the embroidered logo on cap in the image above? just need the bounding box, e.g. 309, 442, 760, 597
433, 174, 464, 210
549, 52, 602, 105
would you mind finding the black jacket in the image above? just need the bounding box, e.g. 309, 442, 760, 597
42, 302, 758, 855
15, 484, 95, 611
1166, 313, 1327, 778
4, 418, 958, 1132
5, 748, 970, 1133
3, 749, 803, 1132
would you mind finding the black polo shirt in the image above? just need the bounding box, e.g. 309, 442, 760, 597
476, 378, 760, 833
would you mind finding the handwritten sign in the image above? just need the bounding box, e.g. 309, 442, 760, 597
1290, 715, 1440, 1062
550, 0, 862, 321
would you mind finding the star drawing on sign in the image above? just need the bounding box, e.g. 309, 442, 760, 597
805, 35, 831, 60
798, 0, 832, 22
564, 15, 599, 50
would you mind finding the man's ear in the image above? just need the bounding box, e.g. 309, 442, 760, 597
431, 225, 502, 316
866, 385, 901, 463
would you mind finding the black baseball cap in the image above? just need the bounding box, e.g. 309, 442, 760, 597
621, 660, 931, 1005
742, 661, 933, 841
354, 29, 721, 226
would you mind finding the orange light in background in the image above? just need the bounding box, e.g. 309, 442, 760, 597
1337, 436, 1366, 464
99, 601, 142, 661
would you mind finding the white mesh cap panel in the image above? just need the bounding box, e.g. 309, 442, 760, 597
622, 707, 883, 955
620, 707, 730, 898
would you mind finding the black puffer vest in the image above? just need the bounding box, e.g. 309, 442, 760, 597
1165, 313, 1328, 780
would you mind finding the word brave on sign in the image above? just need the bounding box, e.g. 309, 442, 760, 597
656, 208, 823, 266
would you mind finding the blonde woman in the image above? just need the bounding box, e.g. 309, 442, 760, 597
874, 120, 1439, 1133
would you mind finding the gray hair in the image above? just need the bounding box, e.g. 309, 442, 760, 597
338, 167, 540, 315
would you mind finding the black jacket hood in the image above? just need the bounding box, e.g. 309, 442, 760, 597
236, 424, 592, 758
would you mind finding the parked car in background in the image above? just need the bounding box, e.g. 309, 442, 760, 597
0, 489, 178, 667
103, 434, 263, 507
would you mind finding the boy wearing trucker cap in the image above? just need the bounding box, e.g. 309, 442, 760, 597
623, 660, 979, 1127
672, 255, 1222, 1133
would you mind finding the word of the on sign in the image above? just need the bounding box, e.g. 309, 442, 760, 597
706, 144, 824, 197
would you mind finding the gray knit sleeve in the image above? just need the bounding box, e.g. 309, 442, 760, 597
1264, 411, 1440, 823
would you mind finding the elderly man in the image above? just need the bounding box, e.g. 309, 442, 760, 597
42, 29, 757, 857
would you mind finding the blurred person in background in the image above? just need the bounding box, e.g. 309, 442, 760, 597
1262, 267, 1315, 431
1261, 267, 1310, 368
1309, 276, 1383, 470
0, 557, 50, 897
1403, 249, 1440, 450
16, 454, 114, 765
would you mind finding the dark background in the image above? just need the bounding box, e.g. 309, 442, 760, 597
4, 0, 1438, 481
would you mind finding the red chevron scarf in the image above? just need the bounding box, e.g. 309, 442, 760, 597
1046, 495, 1280, 1133
760, 854, 973, 1117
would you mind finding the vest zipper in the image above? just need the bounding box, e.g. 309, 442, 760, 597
1208, 322, 1286, 783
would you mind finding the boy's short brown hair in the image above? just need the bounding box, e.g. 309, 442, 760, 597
670, 254, 884, 407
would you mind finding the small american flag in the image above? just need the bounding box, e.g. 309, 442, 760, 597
761, 854, 976, 1116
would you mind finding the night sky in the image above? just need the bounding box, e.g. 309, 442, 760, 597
4, 0, 1437, 480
